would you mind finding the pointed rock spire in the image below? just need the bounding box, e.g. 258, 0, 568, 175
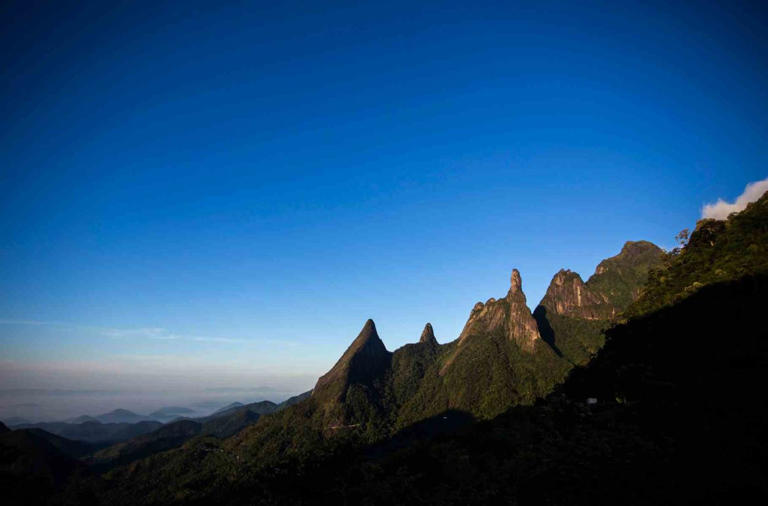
419, 323, 438, 345
509, 268, 523, 295
335, 319, 388, 366
354, 319, 380, 346
313, 319, 391, 403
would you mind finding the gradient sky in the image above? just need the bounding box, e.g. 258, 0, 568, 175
1, 1, 767, 410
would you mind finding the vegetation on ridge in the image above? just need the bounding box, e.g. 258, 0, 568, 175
627, 191, 768, 317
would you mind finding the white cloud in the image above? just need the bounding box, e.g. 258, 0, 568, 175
702, 177, 768, 220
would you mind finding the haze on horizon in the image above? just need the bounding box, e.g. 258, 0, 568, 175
1, 1, 767, 421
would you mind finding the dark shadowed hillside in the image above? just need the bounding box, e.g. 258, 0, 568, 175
0, 428, 94, 505
627, 192, 768, 317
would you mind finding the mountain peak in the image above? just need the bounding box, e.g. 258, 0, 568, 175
455, 268, 539, 351
342, 318, 387, 361
357, 318, 378, 341
339, 319, 386, 357
590, 241, 663, 276
550, 268, 580, 286
419, 323, 438, 345
509, 268, 522, 295
618, 240, 663, 260
106, 409, 135, 416
313, 319, 391, 407
538, 268, 608, 320
586, 240, 665, 309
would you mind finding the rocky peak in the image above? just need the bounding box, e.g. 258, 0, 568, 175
508, 268, 522, 296
620, 240, 663, 262
419, 323, 438, 345
351, 319, 383, 350
592, 241, 663, 275
313, 319, 391, 403
539, 269, 609, 320
457, 268, 540, 352
586, 240, 665, 310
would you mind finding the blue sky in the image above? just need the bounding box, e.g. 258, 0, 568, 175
1, 1, 767, 408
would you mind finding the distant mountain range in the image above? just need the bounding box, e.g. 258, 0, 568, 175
0, 392, 313, 477
86, 394, 311, 470
2, 395, 307, 448
6, 400, 295, 428
91, 409, 156, 424
5, 420, 163, 445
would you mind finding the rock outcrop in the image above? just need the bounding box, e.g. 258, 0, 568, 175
457, 269, 540, 351
312, 319, 392, 426
538, 241, 664, 323
538, 269, 612, 320
534, 240, 665, 365
313, 319, 392, 408
419, 323, 438, 345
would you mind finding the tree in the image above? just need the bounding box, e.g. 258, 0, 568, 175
675, 228, 690, 247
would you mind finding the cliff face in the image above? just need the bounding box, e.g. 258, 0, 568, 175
537, 241, 664, 322
534, 240, 664, 365
538, 269, 612, 321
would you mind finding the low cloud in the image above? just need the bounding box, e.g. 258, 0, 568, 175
702, 177, 768, 220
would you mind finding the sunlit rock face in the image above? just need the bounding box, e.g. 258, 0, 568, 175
538, 241, 665, 322
457, 269, 540, 352
419, 323, 438, 345
538, 269, 611, 321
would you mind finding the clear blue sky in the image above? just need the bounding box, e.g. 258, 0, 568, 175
1, 1, 766, 402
